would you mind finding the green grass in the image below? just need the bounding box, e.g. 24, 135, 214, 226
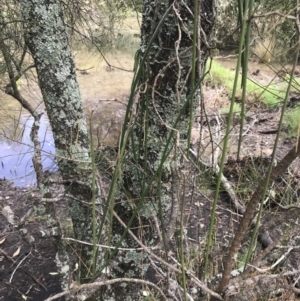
205, 60, 285, 107
283, 74, 300, 93
205, 60, 300, 136
205, 60, 236, 88
285, 107, 300, 136
220, 103, 241, 115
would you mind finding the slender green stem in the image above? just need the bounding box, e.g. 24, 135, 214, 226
179, 174, 187, 301
203, 0, 248, 279
237, 0, 253, 160
89, 118, 97, 276
187, 0, 199, 156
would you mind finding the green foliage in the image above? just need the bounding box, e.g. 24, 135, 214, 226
253, 0, 297, 62
214, 0, 297, 63
214, 0, 239, 48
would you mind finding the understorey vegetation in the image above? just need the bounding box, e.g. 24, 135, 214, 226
1, 1, 300, 301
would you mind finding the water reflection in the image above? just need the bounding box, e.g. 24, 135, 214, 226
0, 105, 127, 186
0, 101, 127, 186
0, 114, 56, 186
0, 51, 134, 186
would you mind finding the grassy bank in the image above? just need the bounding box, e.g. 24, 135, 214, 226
206, 59, 300, 136
206, 59, 285, 106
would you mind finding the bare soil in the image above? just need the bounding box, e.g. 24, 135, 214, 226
0, 180, 65, 301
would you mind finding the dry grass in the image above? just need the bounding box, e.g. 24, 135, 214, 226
202, 85, 230, 112
252, 37, 276, 63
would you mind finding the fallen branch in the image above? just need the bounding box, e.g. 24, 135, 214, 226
224, 271, 300, 301
10, 251, 31, 283
43, 278, 167, 301
189, 148, 245, 214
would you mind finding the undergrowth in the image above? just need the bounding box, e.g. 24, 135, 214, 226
224, 156, 300, 211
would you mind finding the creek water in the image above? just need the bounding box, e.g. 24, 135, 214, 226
0, 52, 134, 186
0, 113, 55, 186
0, 51, 284, 186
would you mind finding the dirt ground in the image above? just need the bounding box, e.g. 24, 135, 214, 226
1, 59, 300, 300
0, 180, 65, 301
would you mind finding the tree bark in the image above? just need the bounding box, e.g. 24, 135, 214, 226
19, 0, 103, 284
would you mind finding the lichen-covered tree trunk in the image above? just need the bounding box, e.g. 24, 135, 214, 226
102, 0, 215, 300
19, 0, 103, 284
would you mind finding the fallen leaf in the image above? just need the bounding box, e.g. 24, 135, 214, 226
142, 290, 150, 297
269, 189, 276, 198
0, 237, 6, 244
2, 206, 15, 225
49, 272, 59, 275
263, 148, 273, 156
12, 246, 21, 258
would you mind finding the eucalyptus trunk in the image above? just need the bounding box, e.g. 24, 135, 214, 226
19, 0, 102, 284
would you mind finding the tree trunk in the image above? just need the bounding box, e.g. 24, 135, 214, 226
19, 0, 103, 284
100, 0, 215, 299
19, 0, 215, 299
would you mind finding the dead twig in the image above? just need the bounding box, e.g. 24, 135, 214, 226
112, 210, 223, 300
9, 251, 31, 283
